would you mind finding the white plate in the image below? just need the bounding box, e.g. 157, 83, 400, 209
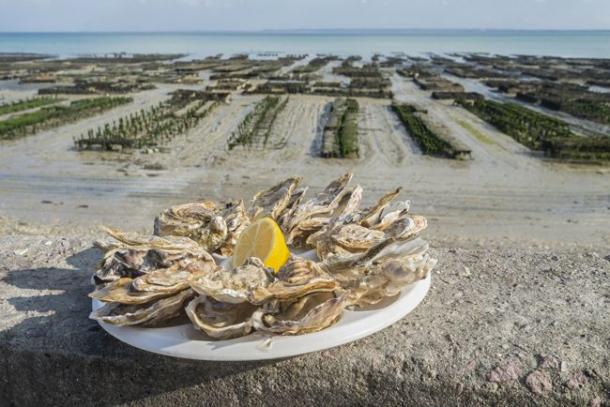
91, 273, 430, 361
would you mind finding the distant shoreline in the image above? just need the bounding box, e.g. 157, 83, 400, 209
1, 31, 609, 59
2, 29, 610, 35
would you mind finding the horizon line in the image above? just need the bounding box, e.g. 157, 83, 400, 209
1, 28, 610, 35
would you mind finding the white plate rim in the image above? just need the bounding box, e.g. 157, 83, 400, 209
92, 273, 431, 361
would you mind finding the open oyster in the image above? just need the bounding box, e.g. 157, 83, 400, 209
189, 257, 273, 304
90, 289, 195, 326
284, 173, 355, 245
154, 202, 228, 253
252, 292, 347, 335
249, 257, 338, 304
185, 296, 258, 339
250, 176, 302, 220
93, 228, 213, 284
89, 173, 436, 339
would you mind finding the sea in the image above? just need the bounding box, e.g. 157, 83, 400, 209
1, 30, 610, 59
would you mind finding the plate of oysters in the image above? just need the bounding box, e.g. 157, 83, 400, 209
89, 173, 436, 360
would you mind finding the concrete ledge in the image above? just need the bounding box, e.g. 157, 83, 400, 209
1, 235, 608, 406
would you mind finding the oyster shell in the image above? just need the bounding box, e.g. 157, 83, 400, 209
313, 223, 386, 260
90, 277, 184, 304
370, 200, 410, 231
322, 236, 433, 302
218, 200, 250, 256
90, 288, 194, 326
131, 263, 215, 293
185, 295, 257, 339
154, 202, 228, 253
94, 228, 213, 284
349, 249, 436, 307
285, 173, 354, 245
359, 188, 401, 228
189, 257, 273, 304
277, 187, 308, 231
252, 292, 347, 335
249, 257, 338, 304
250, 176, 302, 220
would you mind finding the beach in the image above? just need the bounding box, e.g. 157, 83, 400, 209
0, 59, 608, 244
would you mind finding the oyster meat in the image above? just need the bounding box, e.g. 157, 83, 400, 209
189, 257, 273, 304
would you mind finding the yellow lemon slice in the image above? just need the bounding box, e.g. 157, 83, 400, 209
232, 217, 290, 272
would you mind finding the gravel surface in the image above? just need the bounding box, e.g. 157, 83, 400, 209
1, 231, 608, 406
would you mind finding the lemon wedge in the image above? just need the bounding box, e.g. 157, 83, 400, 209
232, 217, 290, 272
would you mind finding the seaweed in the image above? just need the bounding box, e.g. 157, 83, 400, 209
392, 103, 471, 159
227, 96, 289, 150
321, 98, 360, 158
0, 96, 132, 140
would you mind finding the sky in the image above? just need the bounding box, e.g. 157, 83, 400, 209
0, 0, 609, 32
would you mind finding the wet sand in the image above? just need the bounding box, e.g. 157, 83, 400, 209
0, 73, 608, 245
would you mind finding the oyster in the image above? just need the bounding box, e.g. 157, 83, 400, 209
252, 292, 347, 335
322, 236, 433, 303
249, 257, 338, 304
359, 188, 401, 228
185, 296, 257, 339
131, 263, 215, 292
277, 187, 308, 231
349, 246, 437, 307
384, 215, 428, 240
285, 173, 354, 245
250, 176, 302, 220
218, 200, 250, 256
313, 223, 386, 260
94, 228, 213, 284
370, 200, 410, 231
90, 277, 184, 304
154, 202, 228, 253
90, 289, 194, 326
189, 257, 273, 304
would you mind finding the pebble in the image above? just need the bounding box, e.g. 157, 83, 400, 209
539, 354, 560, 370
486, 361, 521, 383
566, 370, 588, 390
525, 370, 552, 396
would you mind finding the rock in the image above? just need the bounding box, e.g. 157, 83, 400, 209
525, 370, 553, 396
13, 248, 28, 256
486, 361, 521, 383
539, 354, 560, 370
566, 370, 588, 390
